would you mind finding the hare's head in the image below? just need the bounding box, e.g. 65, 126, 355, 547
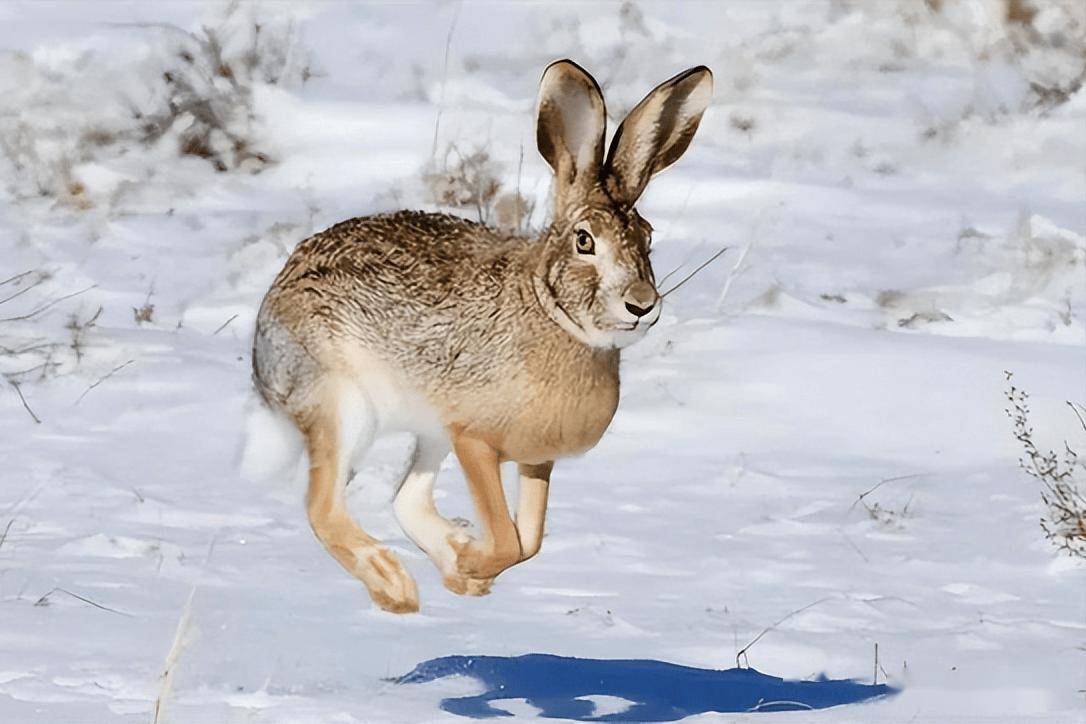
532, 60, 713, 349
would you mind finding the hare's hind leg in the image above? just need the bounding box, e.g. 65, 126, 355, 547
300, 380, 419, 613
393, 436, 493, 596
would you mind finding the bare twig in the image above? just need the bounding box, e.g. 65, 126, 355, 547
849, 473, 922, 512
68, 305, 103, 362
75, 360, 135, 405
2, 483, 45, 519
3, 341, 58, 356
660, 246, 730, 298
33, 587, 134, 617
0, 285, 97, 323
0, 518, 13, 550
3, 360, 61, 381
715, 236, 755, 313
0, 275, 45, 306
736, 597, 832, 668
212, 313, 238, 335
1068, 401, 1086, 435
429, 1, 463, 161
514, 143, 530, 235
8, 380, 41, 424
0, 270, 35, 287
839, 530, 870, 563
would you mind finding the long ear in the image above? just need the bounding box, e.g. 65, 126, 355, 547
537, 59, 606, 215
604, 66, 713, 207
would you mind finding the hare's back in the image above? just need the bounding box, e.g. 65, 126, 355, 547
269, 209, 510, 312
273, 211, 510, 294
257, 211, 521, 383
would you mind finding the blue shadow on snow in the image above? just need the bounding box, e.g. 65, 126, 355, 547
398, 653, 896, 720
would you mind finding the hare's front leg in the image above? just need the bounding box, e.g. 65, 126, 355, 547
447, 433, 524, 580
515, 461, 552, 561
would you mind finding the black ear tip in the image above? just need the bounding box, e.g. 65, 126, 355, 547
681, 66, 714, 96
685, 65, 713, 82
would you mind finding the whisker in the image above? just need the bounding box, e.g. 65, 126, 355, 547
660, 246, 730, 298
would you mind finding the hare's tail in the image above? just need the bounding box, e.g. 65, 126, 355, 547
238, 395, 304, 483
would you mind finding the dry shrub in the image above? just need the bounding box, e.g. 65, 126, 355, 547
930, 0, 1086, 112
136, 7, 313, 173
1005, 371, 1086, 558
424, 145, 503, 224
492, 192, 534, 233
0, 4, 313, 204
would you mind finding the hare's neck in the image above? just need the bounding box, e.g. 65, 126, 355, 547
518, 265, 620, 378
525, 268, 623, 354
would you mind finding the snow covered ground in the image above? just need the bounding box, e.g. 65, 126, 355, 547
1, 1, 1083, 722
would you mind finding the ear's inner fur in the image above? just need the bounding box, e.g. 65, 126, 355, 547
604, 66, 713, 207
536, 60, 607, 216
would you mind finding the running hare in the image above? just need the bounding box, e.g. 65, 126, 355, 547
253, 60, 712, 612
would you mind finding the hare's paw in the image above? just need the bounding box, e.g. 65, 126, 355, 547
446, 531, 520, 579
357, 547, 420, 614
441, 573, 494, 597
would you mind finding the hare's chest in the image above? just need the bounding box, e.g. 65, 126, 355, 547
499, 375, 619, 464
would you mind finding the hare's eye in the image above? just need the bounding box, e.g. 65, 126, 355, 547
575, 230, 595, 255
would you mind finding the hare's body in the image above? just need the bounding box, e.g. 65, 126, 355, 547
255, 211, 619, 464
252, 60, 712, 612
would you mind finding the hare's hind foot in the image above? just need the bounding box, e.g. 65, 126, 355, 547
302, 378, 419, 614
393, 434, 516, 595
440, 464, 551, 594
445, 530, 521, 580
355, 547, 420, 613
394, 436, 492, 596
442, 572, 494, 597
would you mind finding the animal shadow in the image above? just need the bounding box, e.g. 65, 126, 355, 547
398, 653, 896, 720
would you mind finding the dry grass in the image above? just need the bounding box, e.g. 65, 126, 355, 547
152, 588, 196, 724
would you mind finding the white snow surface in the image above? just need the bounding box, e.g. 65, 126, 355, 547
1, 1, 1084, 722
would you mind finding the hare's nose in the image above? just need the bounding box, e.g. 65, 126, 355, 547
623, 281, 658, 318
